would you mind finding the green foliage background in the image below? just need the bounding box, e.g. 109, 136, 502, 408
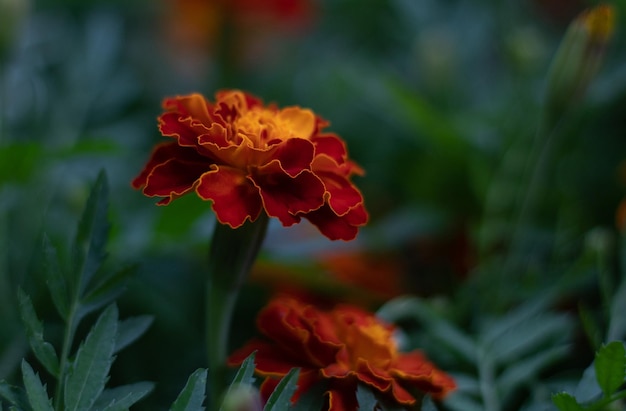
2, 0, 626, 410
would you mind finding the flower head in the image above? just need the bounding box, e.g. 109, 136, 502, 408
228, 296, 456, 410
132, 90, 368, 241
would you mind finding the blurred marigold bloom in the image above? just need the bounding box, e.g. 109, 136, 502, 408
132, 90, 368, 241
228, 296, 456, 410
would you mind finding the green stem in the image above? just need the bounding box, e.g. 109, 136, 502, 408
53, 303, 80, 410
206, 214, 269, 408
478, 348, 500, 411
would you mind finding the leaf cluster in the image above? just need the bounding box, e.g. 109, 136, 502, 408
378, 295, 574, 411
0, 171, 154, 411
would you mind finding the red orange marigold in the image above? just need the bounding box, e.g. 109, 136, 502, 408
132, 90, 368, 241
228, 296, 456, 410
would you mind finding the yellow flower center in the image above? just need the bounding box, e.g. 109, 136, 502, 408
337, 315, 398, 371
233, 106, 316, 149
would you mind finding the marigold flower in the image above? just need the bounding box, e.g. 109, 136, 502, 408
132, 90, 368, 241
228, 296, 456, 410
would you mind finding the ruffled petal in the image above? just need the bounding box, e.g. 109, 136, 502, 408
252, 163, 325, 226
134, 143, 211, 205
305, 204, 368, 241
195, 165, 262, 227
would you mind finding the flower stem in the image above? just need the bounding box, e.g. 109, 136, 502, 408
206, 214, 269, 408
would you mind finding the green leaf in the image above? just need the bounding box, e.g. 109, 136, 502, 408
355, 384, 378, 410
169, 369, 207, 411
21, 360, 53, 411
552, 392, 584, 411
16, 289, 59, 377
219, 352, 256, 411
92, 382, 155, 411
80, 264, 136, 320
498, 345, 570, 398
263, 368, 299, 411
377, 297, 477, 363
71, 170, 110, 298
64, 304, 118, 411
43, 235, 70, 321
114, 315, 153, 354
594, 341, 626, 396
0, 381, 27, 409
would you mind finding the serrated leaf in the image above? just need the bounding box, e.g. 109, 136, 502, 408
80, 264, 136, 320
594, 341, 626, 396
16, 290, 59, 377
92, 381, 155, 411
43, 235, 70, 320
263, 368, 299, 411
552, 392, 584, 411
114, 315, 153, 354
64, 304, 118, 411
219, 352, 256, 411
355, 384, 378, 410
169, 369, 207, 411
71, 170, 110, 297
21, 360, 53, 411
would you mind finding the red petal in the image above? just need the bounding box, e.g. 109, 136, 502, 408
256, 298, 341, 366
271, 138, 315, 177
135, 144, 211, 204
305, 204, 368, 241
195, 165, 262, 227
252, 163, 325, 226
311, 134, 348, 164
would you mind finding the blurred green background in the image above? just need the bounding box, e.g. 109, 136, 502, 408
2, 0, 626, 409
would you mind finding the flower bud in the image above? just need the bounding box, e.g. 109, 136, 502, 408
543, 4, 615, 126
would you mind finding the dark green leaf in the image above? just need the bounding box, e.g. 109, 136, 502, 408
16, 290, 59, 377
21, 360, 53, 411
578, 303, 602, 351
79, 264, 135, 320
219, 352, 256, 411
92, 382, 155, 411
378, 297, 477, 363
552, 392, 584, 411
498, 345, 570, 397
0, 143, 44, 183
594, 341, 626, 396
114, 315, 153, 354
263, 368, 299, 411
43, 235, 69, 321
64, 304, 118, 411
169, 369, 207, 411
356, 384, 378, 411
0, 381, 27, 409
71, 170, 110, 297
